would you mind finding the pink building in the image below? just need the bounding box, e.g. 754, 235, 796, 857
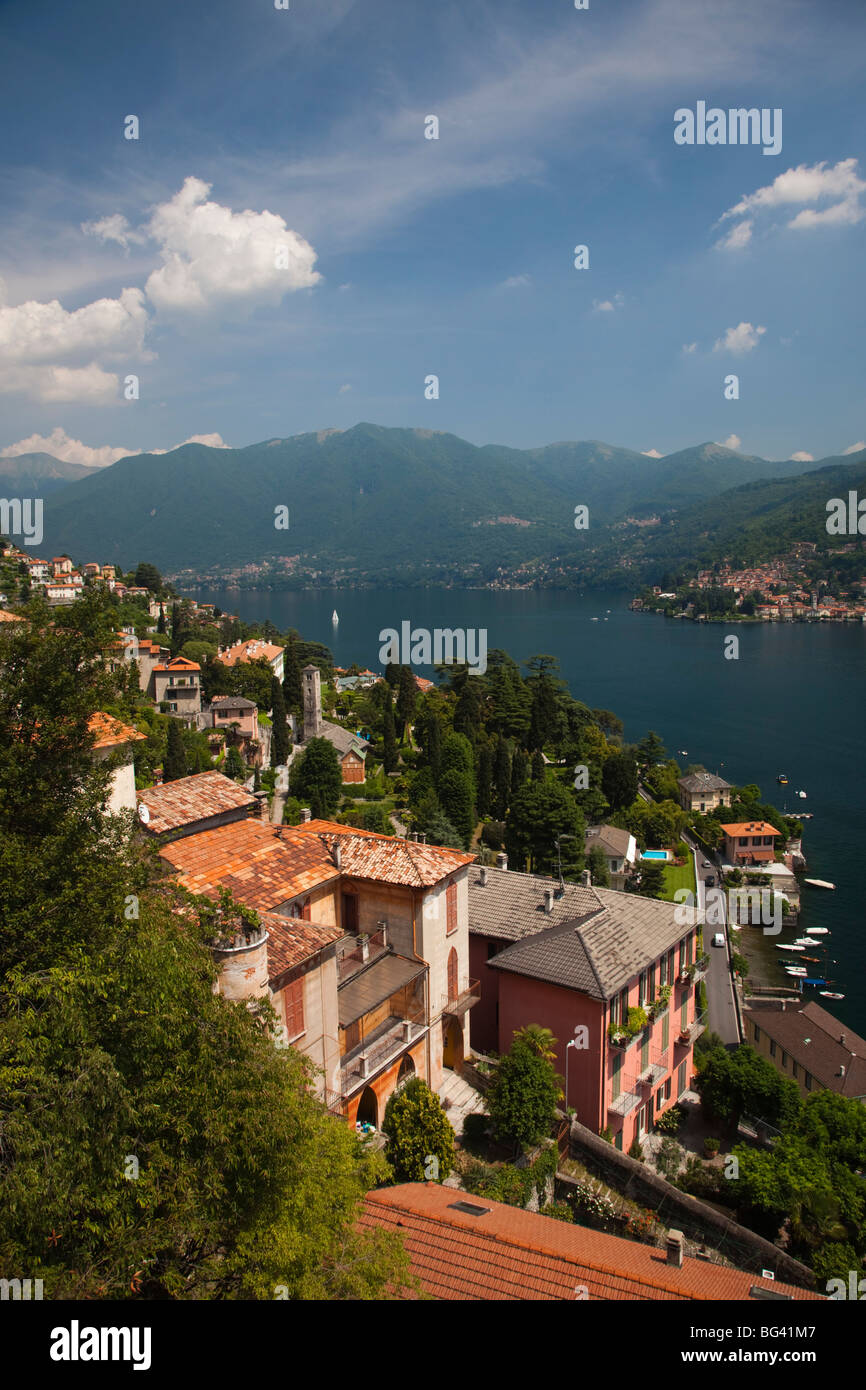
469, 865, 705, 1152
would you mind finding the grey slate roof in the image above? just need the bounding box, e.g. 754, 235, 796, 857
678, 772, 731, 794
585, 824, 633, 858
317, 720, 369, 758
470, 865, 691, 1002
745, 1001, 866, 1100
211, 695, 258, 710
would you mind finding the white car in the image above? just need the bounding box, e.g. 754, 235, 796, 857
712, 932, 725, 948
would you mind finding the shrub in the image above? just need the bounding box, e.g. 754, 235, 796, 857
628, 1135, 644, 1162
541, 1202, 573, 1224
381, 1078, 455, 1183
461, 1112, 490, 1149
704, 1136, 720, 1158
656, 1136, 682, 1182
654, 1104, 685, 1134
486, 1038, 560, 1148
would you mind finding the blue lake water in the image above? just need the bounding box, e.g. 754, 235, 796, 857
185, 584, 866, 1036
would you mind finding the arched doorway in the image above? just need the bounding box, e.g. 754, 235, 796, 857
442, 1017, 463, 1072
396, 1054, 415, 1087
356, 1086, 378, 1128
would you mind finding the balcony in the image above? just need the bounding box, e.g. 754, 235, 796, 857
340, 1012, 428, 1097
675, 1010, 707, 1048
441, 978, 481, 1016
608, 1087, 643, 1118
336, 928, 389, 983
608, 1026, 642, 1052
679, 955, 710, 987
638, 1062, 667, 1087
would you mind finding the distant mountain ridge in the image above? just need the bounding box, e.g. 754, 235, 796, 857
0, 452, 99, 494
28, 423, 853, 582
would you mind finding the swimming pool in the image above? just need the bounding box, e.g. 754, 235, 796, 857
642, 850, 669, 860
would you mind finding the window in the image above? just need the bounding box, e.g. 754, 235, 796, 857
283, 977, 305, 1041
656, 1084, 665, 1111
446, 881, 458, 935
614, 1131, 623, 1151
664, 1078, 672, 1101
659, 954, 668, 988
447, 947, 458, 1003
677, 1059, 687, 1097
792, 1061, 798, 1079
763, 836, 773, 846
611, 1053, 623, 1101
668, 948, 676, 983
641, 1033, 650, 1071
804, 1072, 813, 1092
770, 1040, 776, 1058
780, 1050, 787, 1069
754, 1025, 761, 1043
638, 970, 648, 1006
678, 940, 685, 975
662, 1014, 669, 1053
680, 998, 688, 1031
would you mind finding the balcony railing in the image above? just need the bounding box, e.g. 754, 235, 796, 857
608, 1087, 642, 1118
336, 928, 388, 982
340, 1012, 428, 1097
675, 1010, 707, 1048
441, 978, 481, 1015
638, 1061, 667, 1087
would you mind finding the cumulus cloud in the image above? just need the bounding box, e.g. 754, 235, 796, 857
641, 448, 663, 458
682, 342, 697, 354
151, 433, 230, 453
713, 322, 766, 354
144, 176, 321, 315
81, 214, 145, 251
338, 383, 352, 394
715, 219, 753, 251
842, 441, 866, 455
501, 274, 531, 289
716, 434, 741, 451
790, 450, 814, 462
1, 426, 132, 468
0, 285, 149, 401
717, 159, 866, 245
592, 291, 624, 313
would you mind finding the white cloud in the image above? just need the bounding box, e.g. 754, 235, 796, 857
81, 214, 145, 252
592, 291, 624, 313
790, 450, 814, 462
842, 441, 866, 455
713, 322, 766, 355
144, 176, 321, 315
715, 219, 753, 251
682, 342, 697, 354
719, 434, 741, 451
338, 384, 352, 394
501, 274, 532, 289
718, 159, 866, 236
641, 449, 663, 458
1, 426, 132, 468
152, 433, 230, 453
0, 285, 149, 401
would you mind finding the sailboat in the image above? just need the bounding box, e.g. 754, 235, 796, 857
331, 609, 339, 625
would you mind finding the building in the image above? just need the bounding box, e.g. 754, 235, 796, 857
88, 713, 145, 815
720, 821, 781, 866
210, 695, 260, 741
302, 664, 369, 783
744, 1000, 866, 1103
468, 864, 706, 1152
358, 1183, 820, 1301
136, 769, 259, 839
158, 812, 476, 1125
51, 556, 72, 577
585, 824, 638, 888
677, 771, 733, 813
152, 655, 202, 720
218, 638, 285, 683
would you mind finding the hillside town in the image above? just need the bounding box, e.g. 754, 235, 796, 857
1, 529, 863, 1305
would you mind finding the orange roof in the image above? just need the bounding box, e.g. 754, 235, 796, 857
720, 822, 780, 837
260, 911, 343, 983
218, 640, 283, 667
153, 656, 201, 673
295, 821, 475, 887
0, 609, 23, 622
159, 819, 338, 911
359, 1184, 821, 1301
138, 770, 257, 835
87, 712, 146, 749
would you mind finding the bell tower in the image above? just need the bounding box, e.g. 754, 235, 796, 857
302, 664, 322, 740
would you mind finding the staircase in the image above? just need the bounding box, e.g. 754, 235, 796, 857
438, 1068, 487, 1136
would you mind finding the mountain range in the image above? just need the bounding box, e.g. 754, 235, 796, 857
3, 424, 862, 586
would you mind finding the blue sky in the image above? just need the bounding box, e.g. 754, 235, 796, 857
0, 0, 864, 467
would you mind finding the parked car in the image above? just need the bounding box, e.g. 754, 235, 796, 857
704, 874, 715, 887
712, 932, 725, 948
702, 859, 712, 869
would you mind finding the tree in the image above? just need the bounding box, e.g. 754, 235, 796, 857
289, 737, 342, 817
636, 730, 667, 771
492, 736, 511, 819
475, 743, 493, 820
133, 561, 163, 593
625, 859, 666, 899
510, 746, 529, 796
282, 634, 303, 713
382, 701, 398, 774
225, 745, 246, 782
696, 1044, 802, 1133
271, 675, 290, 766
487, 1035, 561, 1148
601, 750, 638, 811
531, 749, 545, 782
438, 769, 475, 848
382, 1078, 455, 1183
157, 605, 167, 634
163, 719, 187, 782
395, 666, 417, 742
505, 780, 585, 877
587, 844, 611, 888
423, 811, 464, 850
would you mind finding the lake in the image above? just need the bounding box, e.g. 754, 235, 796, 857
184, 584, 866, 1037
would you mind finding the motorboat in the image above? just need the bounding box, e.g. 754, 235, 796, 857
819, 991, 845, 1000
794, 938, 816, 947
805, 926, 829, 935
796, 790, 807, 799
777, 774, 788, 785
785, 968, 807, 976
804, 879, 835, 889
775, 943, 804, 951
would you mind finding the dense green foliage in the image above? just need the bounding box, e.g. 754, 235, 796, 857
486, 1033, 561, 1149
381, 1078, 455, 1183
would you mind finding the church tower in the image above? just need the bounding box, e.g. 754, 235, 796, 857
302, 664, 322, 740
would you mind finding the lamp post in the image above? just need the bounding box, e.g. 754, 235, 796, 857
565, 1037, 579, 1114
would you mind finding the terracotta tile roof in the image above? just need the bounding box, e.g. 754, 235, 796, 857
745, 1000, 866, 1099
359, 1184, 821, 1301
294, 822, 475, 887
259, 911, 343, 983
87, 712, 146, 748
720, 822, 780, 836
218, 640, 283, 666
0, 608, 23, 622
153, 656, 201, 673
159, 818, 338, 910
138, 770, 257, 835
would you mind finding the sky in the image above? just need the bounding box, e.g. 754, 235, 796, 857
0, 0, 864, 467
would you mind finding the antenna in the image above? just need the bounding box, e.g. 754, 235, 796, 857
554, 834, 575, 892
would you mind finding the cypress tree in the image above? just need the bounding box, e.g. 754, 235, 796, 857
531, 749, 546, 782
382, 701, 398, 774
271, 675, 290, 766
476, 743, 493, 819
493, 736, 511, 820
163, 720, 186, 782
511, 746, 529, 796
395, 666, 417, 743
282, 635, 302, 712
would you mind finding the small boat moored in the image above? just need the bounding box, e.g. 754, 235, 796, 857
775, 943, 805, 951
805, 926, 830, 934
777, 774, 788, 785
820, 991, 845, 999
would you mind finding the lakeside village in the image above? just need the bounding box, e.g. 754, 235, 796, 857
2, 534, 864, 1301
631, 540, 866, 622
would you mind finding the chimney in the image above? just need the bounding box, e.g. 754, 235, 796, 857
479, 866, 488, 887
496, 852, 508, 870
580, 869, 592, 887
839, 1064, 846, 1078
666, 1230, 684, 1268
300, 807, 311, 823
544, 887, 555, 914
840, 1034, 846, 1046
334, 844, 342, 870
